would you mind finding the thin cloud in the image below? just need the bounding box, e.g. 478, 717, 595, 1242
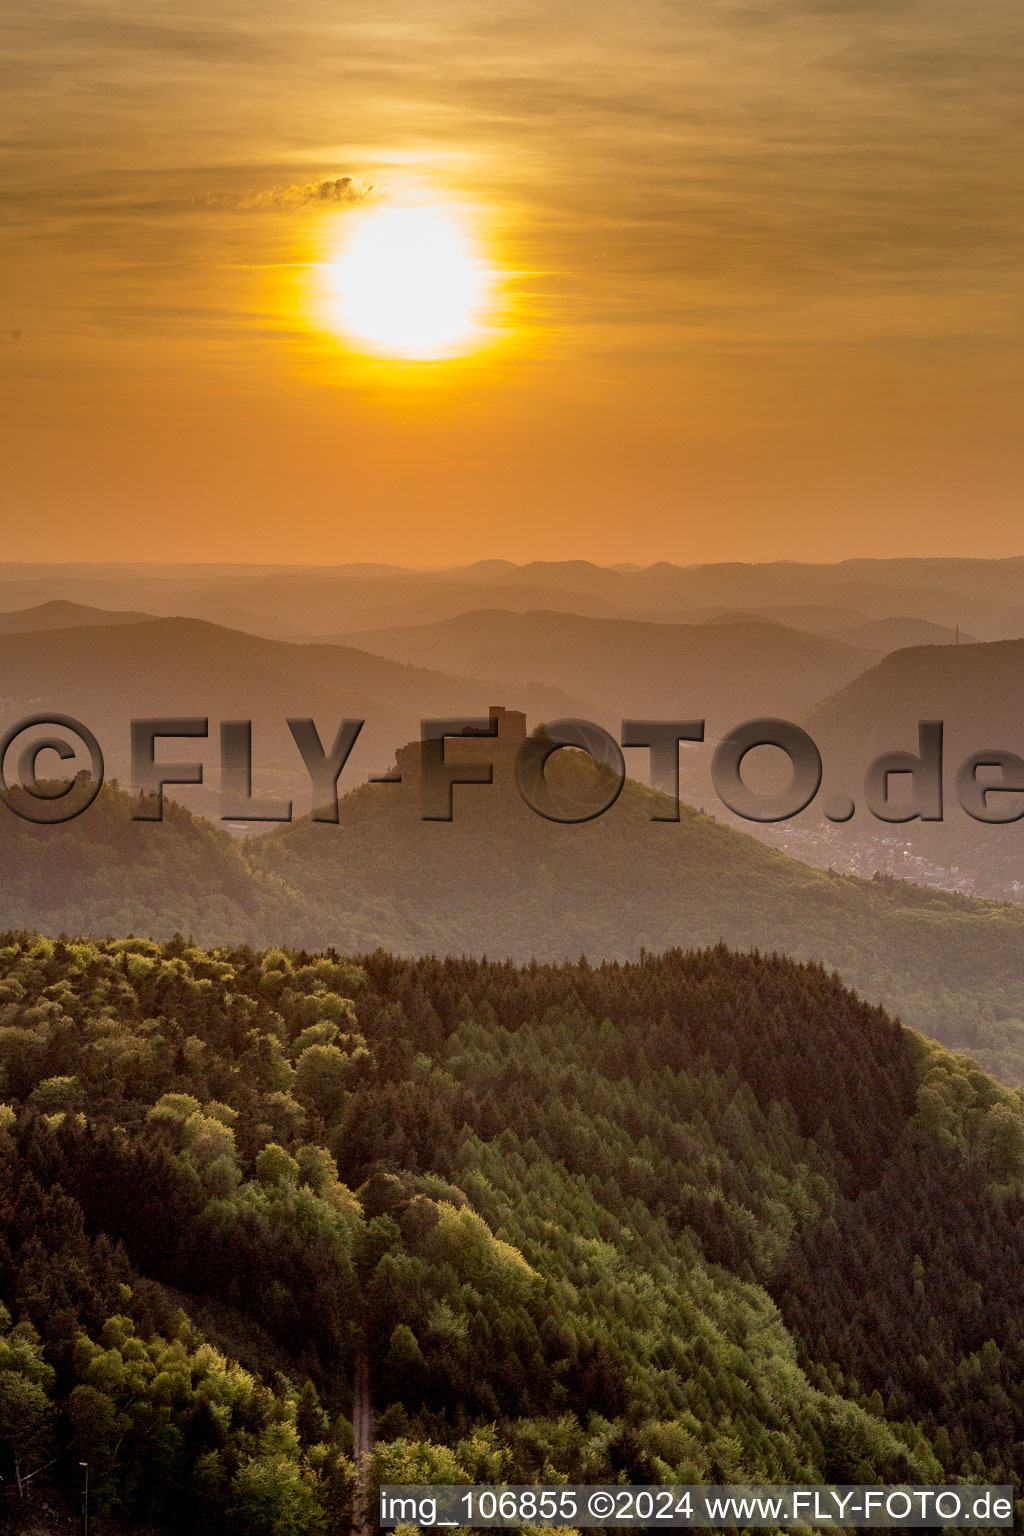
222, 176, 376, 211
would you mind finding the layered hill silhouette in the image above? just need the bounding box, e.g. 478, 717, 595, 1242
473, 556, 1024, 637
341, 609, 874, 722
0, 615, 590, 817
3, 555, 1024, 637
4, 933, 1024, 1527
830, 615, 974, 649
322, 615, 1018, 904
7, 733, 1024, 1083
187, 574, 626, 632
0, 600, 152, 634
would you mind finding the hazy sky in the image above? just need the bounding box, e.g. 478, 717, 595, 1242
3, 0, 1022, 564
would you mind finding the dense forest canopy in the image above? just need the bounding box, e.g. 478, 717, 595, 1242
2, 934, 1024, 1531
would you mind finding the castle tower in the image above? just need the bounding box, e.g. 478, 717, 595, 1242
387, 706, 528, 790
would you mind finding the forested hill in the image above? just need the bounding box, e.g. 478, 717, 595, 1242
253, 761, 1024, 1084
8, 767, 1024, 1082
3, 935, 1024, 1531
0, 785, 315, 950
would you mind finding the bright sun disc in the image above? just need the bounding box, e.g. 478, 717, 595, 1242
328, 205, 488, 358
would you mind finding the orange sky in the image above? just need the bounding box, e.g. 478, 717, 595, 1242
2, 0, 1023, 565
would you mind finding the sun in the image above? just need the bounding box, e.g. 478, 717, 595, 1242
326, 204, 489, 359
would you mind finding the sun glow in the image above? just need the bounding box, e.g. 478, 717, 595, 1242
326, 204, 490, 359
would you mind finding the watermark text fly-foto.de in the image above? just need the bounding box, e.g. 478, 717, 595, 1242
3, 711, 1024, 829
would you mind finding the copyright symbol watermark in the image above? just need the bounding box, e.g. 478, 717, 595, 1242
0, 714, 104, 823
587, 1491, 615, 1519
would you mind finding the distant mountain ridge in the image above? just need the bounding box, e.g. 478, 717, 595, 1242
339, 608, 874, 722
830, 616, 975, 649
0, 614, 594, 817
3, 597, 1022, 902
0, 599, 152, 633
1, 556, 1023, 638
